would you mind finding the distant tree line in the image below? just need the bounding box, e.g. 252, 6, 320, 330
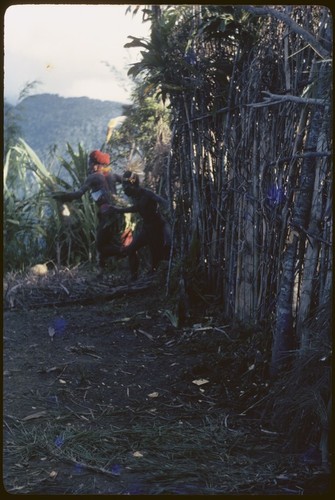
4, 94, 125, 164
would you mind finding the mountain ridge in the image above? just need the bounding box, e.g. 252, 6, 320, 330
11, 93, 128, 163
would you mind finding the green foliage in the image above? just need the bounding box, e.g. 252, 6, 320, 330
3, 141, 97, 271
53, 144, 97, 265
106, 86, 171, 184
125, 5, 259, 106
125, 6, 199, 103
4, 143, 56, 270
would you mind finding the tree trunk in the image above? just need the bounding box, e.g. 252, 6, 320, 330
271, 232, 298, 376
271, 104, 324, 376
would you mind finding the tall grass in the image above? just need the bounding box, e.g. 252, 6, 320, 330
4, 139, 96, 271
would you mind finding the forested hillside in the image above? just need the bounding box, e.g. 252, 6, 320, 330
10, 94, 126, 162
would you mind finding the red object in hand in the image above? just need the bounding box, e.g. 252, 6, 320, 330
120, 228, 133, 248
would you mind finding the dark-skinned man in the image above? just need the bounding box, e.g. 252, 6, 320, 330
111, 171, 171, 279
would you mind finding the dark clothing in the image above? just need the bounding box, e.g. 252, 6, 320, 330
114, 187, 171, 273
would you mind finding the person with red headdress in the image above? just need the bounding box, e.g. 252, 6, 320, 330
52, 150, 138, 279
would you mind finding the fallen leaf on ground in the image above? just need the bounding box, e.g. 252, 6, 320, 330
192, 378, 209, 386
22, 410, 47, 421
148, 392, 159, 398
137, 329, 154, 341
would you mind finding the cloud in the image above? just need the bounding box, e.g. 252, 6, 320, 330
64, 75, 133, 103
4, 4, 149, 103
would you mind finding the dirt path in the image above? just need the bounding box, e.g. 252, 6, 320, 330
3, 270, 331, 495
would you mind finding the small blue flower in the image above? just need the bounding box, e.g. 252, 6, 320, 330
54, 435, 64, 448
267, 186, 286, 207
53, 317, 67, 334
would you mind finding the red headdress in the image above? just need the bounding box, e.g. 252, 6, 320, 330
89, 150, 110, 165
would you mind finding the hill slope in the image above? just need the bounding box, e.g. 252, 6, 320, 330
13, 93, 127, 162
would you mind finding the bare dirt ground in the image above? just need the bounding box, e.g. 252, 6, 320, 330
3, 266, 332, 495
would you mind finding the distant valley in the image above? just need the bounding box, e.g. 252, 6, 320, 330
9, 93, 128, 163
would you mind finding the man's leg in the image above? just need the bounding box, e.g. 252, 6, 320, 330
128, 252, 140, 281
121, 230, 147, 279
96, 221, 122, 278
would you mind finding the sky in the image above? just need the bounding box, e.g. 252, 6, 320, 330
4, 4, 150, 104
